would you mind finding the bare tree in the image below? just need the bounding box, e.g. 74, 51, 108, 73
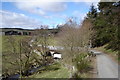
33, 25, 51, 64
57, 17, 94, 76
57, 18, 79, 65
79, 19, 94, 50
2, 36, 36, 77
18, 38, 32, 76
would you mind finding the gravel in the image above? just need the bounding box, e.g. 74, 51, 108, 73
96, 53, 118, 78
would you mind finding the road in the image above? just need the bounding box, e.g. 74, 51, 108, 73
96, 52, 118, 78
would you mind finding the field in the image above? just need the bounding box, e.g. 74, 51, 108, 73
2, 35, 31, 53
35, 35, 57, 46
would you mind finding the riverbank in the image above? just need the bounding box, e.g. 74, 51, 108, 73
28, 62, 70, 78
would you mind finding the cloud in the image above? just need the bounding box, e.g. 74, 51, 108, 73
73, 0, 100, 2
52, 14, 68, 19
84, 2, 99, 8
2, 0, 66, 2
14, 2, 67, 15
2, 0, 116, 2
0, 10, 42, 29
73, 10, 86, 20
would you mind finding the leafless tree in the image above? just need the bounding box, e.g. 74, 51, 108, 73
2, 36, 36, 77
33, 25, 51, 64
57, 17, 94, 74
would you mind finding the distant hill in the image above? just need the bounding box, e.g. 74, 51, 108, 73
0, 28, 59, 36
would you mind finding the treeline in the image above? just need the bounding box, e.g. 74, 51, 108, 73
86, 1, 120, 51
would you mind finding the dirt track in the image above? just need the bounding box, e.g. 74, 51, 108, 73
96, 53, 118, 78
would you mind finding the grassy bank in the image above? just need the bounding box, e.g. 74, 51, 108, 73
29, 62, 70, 78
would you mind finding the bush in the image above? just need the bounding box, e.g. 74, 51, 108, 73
74, 53, 89, 73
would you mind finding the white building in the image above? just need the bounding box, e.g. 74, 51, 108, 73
53, 53, 62, 59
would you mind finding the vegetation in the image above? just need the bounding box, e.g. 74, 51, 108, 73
29, 62, 70, 78
74, 53, 90, 73
87, 1, 120, 51
2, 35, 51, 77
85, 1, 120, 64
2, 36, 32, 77
1, 1, 119, 79
2, 35, 65, 78
56, 17, 94, 78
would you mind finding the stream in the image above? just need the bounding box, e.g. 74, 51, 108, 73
2, 63, 51, 80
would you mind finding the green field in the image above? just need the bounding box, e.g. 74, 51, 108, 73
35, 35, 57, 46
2, 35, 31, 53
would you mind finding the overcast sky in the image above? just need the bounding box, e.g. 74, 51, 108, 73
0, 0, 100, 29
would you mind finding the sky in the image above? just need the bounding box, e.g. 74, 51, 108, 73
0, 0, 100, 29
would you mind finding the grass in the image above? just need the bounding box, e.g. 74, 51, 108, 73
2, 35, 31, 53
72, 52, 95, 78
48, 37, 57, 46
36, 36, 57, 46
29, 63, 70, 78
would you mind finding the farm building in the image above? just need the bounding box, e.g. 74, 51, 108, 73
53, 52, 62, 59
46, 50, 62, 59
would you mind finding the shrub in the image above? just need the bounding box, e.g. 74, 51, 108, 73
74, 53, 89, 73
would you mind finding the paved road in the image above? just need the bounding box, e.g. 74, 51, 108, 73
96, 52, 118, 78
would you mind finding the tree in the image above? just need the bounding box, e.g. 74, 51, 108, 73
79, 19, 94, 48
57, 17, 94, 77
57, 17, 93, 64
87, 3, 97, 19
18, 38, 33, 77
2, 36, 33, 77
86, 1, 120, 51
33, 26, 51, 64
